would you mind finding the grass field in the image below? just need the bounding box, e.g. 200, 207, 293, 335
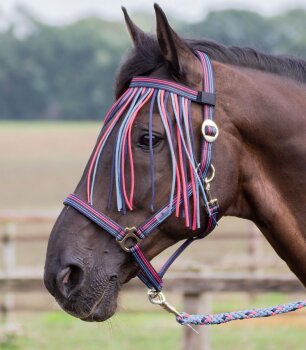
0, 121, 100, 211
0, 122, 305, 349
2, 293, 306, 350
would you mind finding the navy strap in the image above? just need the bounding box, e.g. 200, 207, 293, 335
64, 193, 218, 292
130, 77, 216, 105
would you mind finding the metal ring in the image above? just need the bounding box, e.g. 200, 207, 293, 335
148, 290, 165, 305
205, 164, 215, 184
201, 119, 219, 142
118, 227, 140, 252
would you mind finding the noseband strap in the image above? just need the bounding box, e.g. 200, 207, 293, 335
64, 51, 219, 292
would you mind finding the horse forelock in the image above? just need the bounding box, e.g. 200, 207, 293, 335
115, 35, 164, 98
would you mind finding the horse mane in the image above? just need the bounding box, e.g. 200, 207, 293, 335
115, 36, 306, 97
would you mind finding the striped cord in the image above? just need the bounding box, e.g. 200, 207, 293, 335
177, 300, 306, 326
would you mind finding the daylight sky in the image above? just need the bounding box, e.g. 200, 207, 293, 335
1, 0, 306, 24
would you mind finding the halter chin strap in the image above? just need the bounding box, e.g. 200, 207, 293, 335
63, 51, 219, 292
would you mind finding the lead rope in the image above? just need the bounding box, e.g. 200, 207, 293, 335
148, 289, 306, 327
176, 300, 306, 326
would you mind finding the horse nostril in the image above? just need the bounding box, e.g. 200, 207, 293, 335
57, 264, 84, 299
109, 274, 118, 282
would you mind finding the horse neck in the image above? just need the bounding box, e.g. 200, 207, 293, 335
214, 62, 306, 286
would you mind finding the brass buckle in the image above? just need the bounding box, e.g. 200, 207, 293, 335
118, 227, 141, 252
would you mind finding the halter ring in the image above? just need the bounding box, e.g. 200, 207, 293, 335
205, 164, 215, 184
118, 227, 140, 252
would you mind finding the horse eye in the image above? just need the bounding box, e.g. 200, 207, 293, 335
138, 134, 162, 149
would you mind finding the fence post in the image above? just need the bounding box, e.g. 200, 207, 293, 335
248, 222, 262, 275
248, 223, 262, 302
182, 292, 211, 350
1, 223, 17, 324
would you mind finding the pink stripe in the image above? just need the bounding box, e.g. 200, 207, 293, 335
132, 77, 197, 96
200, 140, 209, 172
104, 88, 130, 125
87, 88, 138, 202
173, 94, 190, 227
135, 245, 162, 282
158, 91, 181, 218
128, 89, 154, 207
121, 88, 154, 210
69, 195, 123, 233
140, 183, 193, 232
183, 98, 197, 230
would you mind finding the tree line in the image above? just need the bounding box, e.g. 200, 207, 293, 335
0, 8, 305, 120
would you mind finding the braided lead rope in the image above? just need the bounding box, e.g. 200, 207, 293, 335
176, 300, 306, 326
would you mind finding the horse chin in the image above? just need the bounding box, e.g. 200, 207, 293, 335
80, 300, 117, 322
56, 283, 120, 323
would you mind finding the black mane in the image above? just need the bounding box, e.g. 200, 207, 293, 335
115, 36, 306, 96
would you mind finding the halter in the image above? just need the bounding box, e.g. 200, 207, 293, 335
62, 50, 306, 328
63, 51, 219, 293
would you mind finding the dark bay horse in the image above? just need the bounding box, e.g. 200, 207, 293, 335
44, 5, 306, 322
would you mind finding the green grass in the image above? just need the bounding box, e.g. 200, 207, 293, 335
1, 294, 306, 350
1, 307, 305, 350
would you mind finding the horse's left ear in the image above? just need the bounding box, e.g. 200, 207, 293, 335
154, 3, 201, 84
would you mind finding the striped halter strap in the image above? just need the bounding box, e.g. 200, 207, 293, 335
63, 51, 219, 293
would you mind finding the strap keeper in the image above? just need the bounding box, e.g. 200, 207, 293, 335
196, 91, 216, 106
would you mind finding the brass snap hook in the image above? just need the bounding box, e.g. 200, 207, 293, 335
147, 290, 199, 334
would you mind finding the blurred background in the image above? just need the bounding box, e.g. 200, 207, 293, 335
0, 1, 306, 349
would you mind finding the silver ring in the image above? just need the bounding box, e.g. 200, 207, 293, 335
201, 120, 219, 142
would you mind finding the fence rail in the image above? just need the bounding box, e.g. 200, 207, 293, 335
1, 272, 304, 294
0, 272, 305, 350
1, 212, 305, 350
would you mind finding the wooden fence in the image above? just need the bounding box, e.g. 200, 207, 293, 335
0, 213, 305, 350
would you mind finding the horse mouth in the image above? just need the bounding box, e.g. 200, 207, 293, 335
80, 304, 115, 322
81, 291, 117, 322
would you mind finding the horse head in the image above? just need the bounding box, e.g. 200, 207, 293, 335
46, 4, 305, 322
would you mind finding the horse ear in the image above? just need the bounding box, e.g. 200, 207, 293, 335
122, 7, 149, 47
154, 3, 200, 82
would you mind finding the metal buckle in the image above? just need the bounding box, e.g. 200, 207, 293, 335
201, 119, 219, 142
118, 227, 141, 252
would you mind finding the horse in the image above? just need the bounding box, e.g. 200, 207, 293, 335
44, 4, 306, 323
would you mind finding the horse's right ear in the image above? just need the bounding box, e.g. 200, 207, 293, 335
122, 7, 149, 47
154, 3, 201, 84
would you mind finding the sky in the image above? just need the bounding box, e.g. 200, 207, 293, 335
1, 0, 306, 24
